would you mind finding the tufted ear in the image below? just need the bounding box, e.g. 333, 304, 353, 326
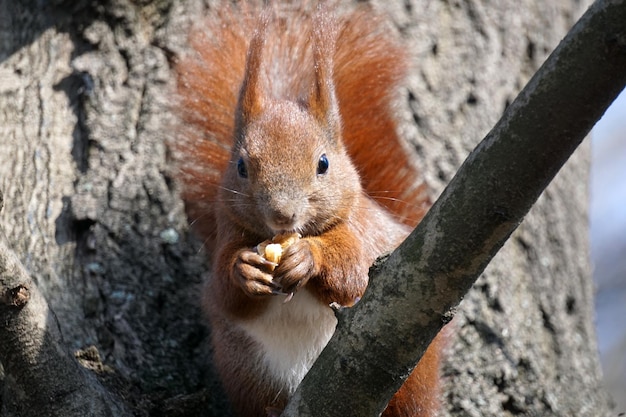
308, 7, 342, 142
235, 10, 270, 136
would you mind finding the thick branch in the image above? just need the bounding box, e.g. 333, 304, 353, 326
282, 0, 626, 415
0, 238, 130, 417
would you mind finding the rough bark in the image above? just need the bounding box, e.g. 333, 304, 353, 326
0, 1, 225, 415
0, 239, 130, 416
0, 0, 613, 416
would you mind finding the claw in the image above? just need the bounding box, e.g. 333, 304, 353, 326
261, 259, 279, 269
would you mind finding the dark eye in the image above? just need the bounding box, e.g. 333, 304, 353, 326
317, 153, 329, 175
237, 157, 248, 178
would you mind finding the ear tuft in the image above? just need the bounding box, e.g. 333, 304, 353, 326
309, 6, 341, 139
236, 9, 271, 133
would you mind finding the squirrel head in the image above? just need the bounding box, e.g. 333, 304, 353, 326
220, 8, 362, 238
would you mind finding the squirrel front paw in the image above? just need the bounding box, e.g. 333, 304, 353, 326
233, 249, 282, 297
273, 238, 319, 295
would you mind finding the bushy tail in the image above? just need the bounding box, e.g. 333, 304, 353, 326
172, 7, 252, 249
333, 8, 430, 227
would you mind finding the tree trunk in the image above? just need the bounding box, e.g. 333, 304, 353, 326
0, 0, 611, 416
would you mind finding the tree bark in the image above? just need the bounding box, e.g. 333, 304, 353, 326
0, 239, 130, 416
0, 0, 613, 416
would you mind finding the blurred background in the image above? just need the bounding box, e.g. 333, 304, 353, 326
591, 87, 626, 413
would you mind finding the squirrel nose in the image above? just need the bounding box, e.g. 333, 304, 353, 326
271, 210, 296, 227
266, 205, 298, 232
264, 194, 300, 231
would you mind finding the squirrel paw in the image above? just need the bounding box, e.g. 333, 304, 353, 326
273, 238, 318, 295
234, 249, 281, 297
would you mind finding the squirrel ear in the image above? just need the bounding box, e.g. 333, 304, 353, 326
237, 10, 270, 129
309, 8, 342, 140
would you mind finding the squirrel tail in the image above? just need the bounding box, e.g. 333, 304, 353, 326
172, 8, 252, 249
333, 8, 430, 226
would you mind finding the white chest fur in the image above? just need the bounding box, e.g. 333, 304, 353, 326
238, 289, 337, 394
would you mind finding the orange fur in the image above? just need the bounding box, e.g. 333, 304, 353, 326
172, 3, 441, 416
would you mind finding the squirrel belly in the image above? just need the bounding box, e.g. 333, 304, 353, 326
237, 289, 337, 398
173, 2, 441, 417
207, 289, 337, 416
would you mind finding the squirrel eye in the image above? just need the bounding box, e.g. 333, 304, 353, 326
317, 153, 329, 175
237, 157, 248, 178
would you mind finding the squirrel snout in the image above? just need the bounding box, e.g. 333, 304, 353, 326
265, 202, 301, 233
267, 209, 297, 231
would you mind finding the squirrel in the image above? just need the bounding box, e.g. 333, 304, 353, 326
173, 2, 444, 416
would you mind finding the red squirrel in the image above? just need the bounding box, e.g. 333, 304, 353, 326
173, 3, 443, 416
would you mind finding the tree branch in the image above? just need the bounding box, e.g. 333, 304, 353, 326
0, 238, 130, 417
282, 0, 626, 415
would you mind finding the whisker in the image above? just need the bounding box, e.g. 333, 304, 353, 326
189, 212, 212, 228
217, 185, 250, 197
183, 187, 429, 240
369, 196, 411, 203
